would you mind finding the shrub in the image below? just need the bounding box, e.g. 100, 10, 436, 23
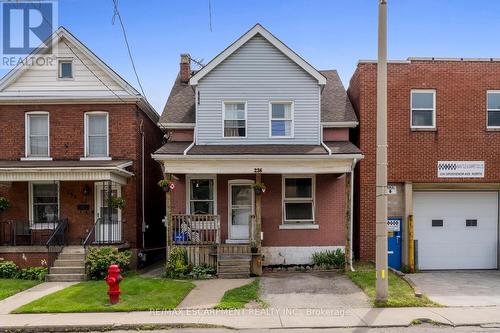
312, 249, 345, 269
0, 260, 19, 278
16, 267, 47, 281
85, 247, 131, 280
165, 247, 190, 279
0, 197, 10, 212
188, 265, 216, 279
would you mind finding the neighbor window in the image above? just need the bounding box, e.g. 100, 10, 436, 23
283, 176, 314, 224
411, 90, 435, 128
85, 112, 109, 158
270, 102, 293, 137
31, 183, 59, 223
188, 178, 215, 215
58, 60, 73, 79
487, 91, 500, 128
26, 112, 49, 157
223, 102, 246, 137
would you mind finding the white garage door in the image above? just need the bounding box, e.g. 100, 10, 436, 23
414, 191, 498, 270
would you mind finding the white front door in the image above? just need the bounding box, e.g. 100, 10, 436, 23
228, 181, 254, 241
94, 183, 122, 243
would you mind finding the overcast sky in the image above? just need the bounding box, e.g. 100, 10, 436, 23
3, 0, 500, 113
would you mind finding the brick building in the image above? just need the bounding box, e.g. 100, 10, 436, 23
349, 58, 500, 270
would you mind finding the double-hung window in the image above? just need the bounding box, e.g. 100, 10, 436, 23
31, 183, 59, 224
25, 112, 49, 158
85, 112, 109, 158
411, 90, 436, 129
270, 102, 293, 137
188, 177, 215, 215
223, 102, 246, 137
487, 91, 500, 128
283, 176, 315, 224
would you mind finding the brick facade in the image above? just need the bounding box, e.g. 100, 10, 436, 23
348, 60, 500, 260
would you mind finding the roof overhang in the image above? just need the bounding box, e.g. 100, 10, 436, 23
189, 24, 327, 86
152, 154, 363, 174
321, 121, 359, 128
158, 122, 196, 129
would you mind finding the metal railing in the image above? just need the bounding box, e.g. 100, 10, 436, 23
0, 220, 66, 246
46, 219, 69, 271
170, 214, 220, 245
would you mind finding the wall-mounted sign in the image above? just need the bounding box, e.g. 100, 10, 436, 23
438, 161, 484, 178
387, 218, 401, 232
387, 185, 397, 194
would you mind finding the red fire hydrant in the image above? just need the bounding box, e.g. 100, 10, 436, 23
105, 264, 123, 304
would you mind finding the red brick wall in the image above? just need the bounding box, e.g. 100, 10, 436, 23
0, 252, 55, 268
168, 129, 194, 142
323, 128, 349, 141
169, 173, 346, 247
348, 60, 500, 260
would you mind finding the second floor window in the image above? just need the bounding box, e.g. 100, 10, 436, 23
223, 102, 246, 137
411, 90, 435, 129
270, 102, 293, 137
487, 91, 500, 128
85, 112, 108, 158
26, 112, 49, 157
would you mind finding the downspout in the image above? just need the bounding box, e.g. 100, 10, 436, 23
320, 124, 332, 155
350, 157, 359, 272
140, 119, 146, 249
183, 128, 196, 155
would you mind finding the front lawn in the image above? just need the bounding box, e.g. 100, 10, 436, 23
14, 276, 194, 313
0, 279, 40, 300
347, 263, 438, 307
215, 279, 262, 309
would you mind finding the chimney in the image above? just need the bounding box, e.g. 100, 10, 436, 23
180, 54, 191, 83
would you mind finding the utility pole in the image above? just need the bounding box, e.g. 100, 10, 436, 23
375, 0, 389, 302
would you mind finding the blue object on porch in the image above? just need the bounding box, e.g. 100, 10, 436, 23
173, 232, 188, 242
387, 217, 402, 271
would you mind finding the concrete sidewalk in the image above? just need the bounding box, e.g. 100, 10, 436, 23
1, 306, 500, 331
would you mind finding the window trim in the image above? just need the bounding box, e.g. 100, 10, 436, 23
185, 175, 218, 216
28, 181, 60, 229
83, 111, 110, 160
24, 111, 51, 160
58, 59, 74, 80
269, 101, 294, 138
410, 89, 436, 129
486, 90, 500, 129
222, 101, 247, 139
282, 175, 316, 226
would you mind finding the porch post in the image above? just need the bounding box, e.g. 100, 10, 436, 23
165, 173, 173, 258
344, 172, 352, 271
253, 170, 263, 276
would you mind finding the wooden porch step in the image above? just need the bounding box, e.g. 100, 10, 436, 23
217, 253, 251, 278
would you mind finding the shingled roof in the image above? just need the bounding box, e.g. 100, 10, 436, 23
159, 70, 357, 126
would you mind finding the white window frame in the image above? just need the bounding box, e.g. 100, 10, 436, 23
487, 91, 500, 129
410, 89, 436, 129
58, 59, 74, 80
186, 174, 218, 216
269, 101, 294, 138
23, 111, 51, 161
82, 111, 110, 160
280, 175, 317, 229
28, 181, 60, 229
222, 101, 247, 139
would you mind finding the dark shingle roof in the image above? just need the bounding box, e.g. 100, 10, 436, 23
0, 160, 132, 168
159, 70, 357, 126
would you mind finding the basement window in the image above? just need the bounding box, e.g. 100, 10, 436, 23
431, 219, 444, 227
466, 219, 478, 227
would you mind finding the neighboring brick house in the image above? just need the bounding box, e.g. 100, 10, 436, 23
153, 24, 362, 276
0, 27, 164, 276
349, 58, 500, 270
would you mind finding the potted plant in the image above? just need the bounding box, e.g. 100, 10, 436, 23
107, 197, 126, 210
252, 182, 266, 195
158, 179, 175, 192
250, 240, 259, 254
0, 197, 10, 213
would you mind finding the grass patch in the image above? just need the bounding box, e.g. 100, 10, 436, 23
215, 279, 263, 309
0, 279, 40, 300
347, 262, 438, 307
14, 275, 194, 313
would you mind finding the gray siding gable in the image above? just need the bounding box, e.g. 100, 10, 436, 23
196, 34, 320, 145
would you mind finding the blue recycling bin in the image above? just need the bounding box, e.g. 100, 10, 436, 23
173, 232, 188, 243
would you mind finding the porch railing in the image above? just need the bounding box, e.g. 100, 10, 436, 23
170, 214, 220, 245
0, 220, 66, 246
46, 219, 69, 271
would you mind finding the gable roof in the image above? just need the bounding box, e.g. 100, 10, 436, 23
0, 26, 158, 122
189, 24, 327, 86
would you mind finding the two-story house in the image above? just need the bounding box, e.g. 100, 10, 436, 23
0, 27, 164, 280
349, 58, 500, 271
153, 24, 362, 276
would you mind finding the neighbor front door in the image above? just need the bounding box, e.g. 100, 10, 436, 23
94, 183, 122, 243
228, 181, 254, 241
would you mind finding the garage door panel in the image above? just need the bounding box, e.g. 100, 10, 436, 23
414, 191, 498, 270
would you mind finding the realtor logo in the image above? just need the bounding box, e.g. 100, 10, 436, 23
1, 0, 57, 68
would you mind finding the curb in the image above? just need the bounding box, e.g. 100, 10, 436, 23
388, 267, 423, 297
0, 323, 226, 333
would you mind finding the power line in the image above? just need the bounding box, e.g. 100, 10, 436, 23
111, 0, 148, 101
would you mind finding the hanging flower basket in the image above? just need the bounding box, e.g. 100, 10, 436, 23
252, 182, 266, 195
107, 197, 126, 210
158, 179, 175, 192
0, 197, 10, 212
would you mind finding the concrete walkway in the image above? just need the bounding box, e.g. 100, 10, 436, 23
1, 306, 500, 331
0, 282, 77, 314
178, 278, 254, 309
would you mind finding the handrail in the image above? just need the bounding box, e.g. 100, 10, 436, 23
46, 219, 68, 274
82, 219, 98, 247
45, 219, 68, 247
